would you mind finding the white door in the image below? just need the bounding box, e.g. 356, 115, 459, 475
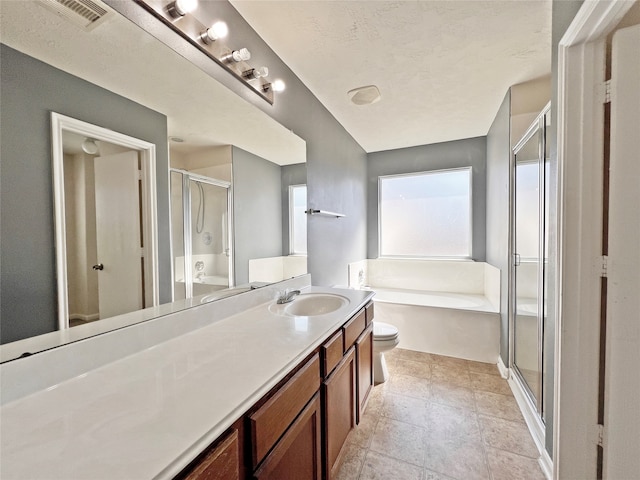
604, 23, 640, 479
94, 151, 143, 319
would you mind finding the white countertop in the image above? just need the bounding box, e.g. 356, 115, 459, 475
0, 286, 374, 480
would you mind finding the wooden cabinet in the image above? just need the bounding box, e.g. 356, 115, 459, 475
178, 302, 373, 480
323, 347, 356, 480
355, 324, 374, 424
180, 429, 240, 480
253, 393, 322, 480
249, 354, 320, 468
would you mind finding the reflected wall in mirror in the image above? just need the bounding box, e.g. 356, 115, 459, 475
0, 0, 306, 359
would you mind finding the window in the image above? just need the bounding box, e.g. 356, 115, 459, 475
379, 168, 472, 258
289, 184, 307, 254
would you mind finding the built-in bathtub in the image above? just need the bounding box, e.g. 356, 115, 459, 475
349, 259, 501, 363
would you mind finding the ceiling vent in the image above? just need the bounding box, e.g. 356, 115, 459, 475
348, 85, 381, 106
37, 0, 110, 31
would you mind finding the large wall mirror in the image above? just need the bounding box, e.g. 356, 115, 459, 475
0, 0, 307, 360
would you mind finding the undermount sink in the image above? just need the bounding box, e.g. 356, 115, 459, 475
283, 293, 349, 317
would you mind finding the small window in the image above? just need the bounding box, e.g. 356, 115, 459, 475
379, 168, 472, 258
289, 184, 307, 254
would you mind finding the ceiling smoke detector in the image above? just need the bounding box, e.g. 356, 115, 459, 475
347, 85, 381, 106
37, 0, 110, 31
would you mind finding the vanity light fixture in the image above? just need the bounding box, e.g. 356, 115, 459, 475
264, 79, 286, 93
137, 0, 282, 104
167, 0, 198, 18
242, 67, 269, 80
222, 48, 251, 63
200, 21, 228, 44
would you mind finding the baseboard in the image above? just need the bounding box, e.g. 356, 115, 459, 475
539, 446, 553, 480
508, 374, 551, 478
497, 355, 509, 379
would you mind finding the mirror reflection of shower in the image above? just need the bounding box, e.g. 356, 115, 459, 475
170, 170, 233, 301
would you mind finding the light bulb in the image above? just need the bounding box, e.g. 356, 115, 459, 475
202, 21, 228, 43
272, 79, 286, 92
231, 48, 251, 62
170, 0, 198, 17
243, 67, 269, 79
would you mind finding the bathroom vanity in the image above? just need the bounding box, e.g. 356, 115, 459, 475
0, 277, 374, 480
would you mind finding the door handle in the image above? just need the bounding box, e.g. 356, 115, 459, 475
92, 263, 104, 271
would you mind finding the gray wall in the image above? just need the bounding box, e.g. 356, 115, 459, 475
0, 45, 171, 345
108, 0, 369, 289
281, 163, 307, 255
367, 137, 487, 260
232, 147, 283, 285
545, 0, 585, 457
485, 92, 512, 368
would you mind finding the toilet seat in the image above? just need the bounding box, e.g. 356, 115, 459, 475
373, 321, 398, 341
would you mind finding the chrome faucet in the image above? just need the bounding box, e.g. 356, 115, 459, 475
277, 289, 301, 304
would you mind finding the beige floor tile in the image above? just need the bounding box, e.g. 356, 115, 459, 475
424, 438, 490, 480
335, 442, 367, 480
347, 409, 379, 449
424, 402, 481, 443
395, 358, 432, 380
359, 450, 423, 480
386, 373, 431, 400
394, 348, 437, 364
424, 469, 456, 480
431, 364, 471, 387
432, 355, 470, 370
468, 360, 500, 376
479, 415, 539, 458
370, 417, 427, 467
474, 390, 524, 423
469, 372, 512, 395
381, 393, 430, 427
430, 381, 476, 411
486, 447, 546, 480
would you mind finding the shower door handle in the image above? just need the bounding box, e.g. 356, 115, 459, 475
92, 263, 104, 271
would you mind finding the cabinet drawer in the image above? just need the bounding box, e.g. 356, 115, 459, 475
321, 330, 344, 378
343, 309, 366, 351
365, 302, 374, 326
249, 353, 320, 468
253, 393, 322, 480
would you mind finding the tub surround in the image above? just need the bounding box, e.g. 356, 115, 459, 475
0, 275, 374, 479
348, 259, 501, 363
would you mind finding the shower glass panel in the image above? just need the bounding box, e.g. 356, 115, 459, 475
170, 170, 232, 300
170, 170, 186, 301
189, 178, 231, 297
512, 111, 547, 411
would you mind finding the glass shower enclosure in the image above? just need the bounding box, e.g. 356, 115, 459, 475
511, 103, 550, 418
170, 170, 233, 301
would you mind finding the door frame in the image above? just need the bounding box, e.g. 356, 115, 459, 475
554, 1, 635, 478
51, 112, 159, 330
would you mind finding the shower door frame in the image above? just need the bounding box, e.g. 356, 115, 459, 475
508, 103, 550, 441
170, 169, 234, 300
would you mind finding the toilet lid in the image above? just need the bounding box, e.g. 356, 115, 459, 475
373, 321, 398, 340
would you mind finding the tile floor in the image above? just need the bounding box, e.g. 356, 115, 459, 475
336, 348, 546, 480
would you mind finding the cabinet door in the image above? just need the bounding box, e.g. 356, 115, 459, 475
253, 393, 322, 480
323, 347, 356, 480
356, 324, 374, 424
182, 429, 239, 480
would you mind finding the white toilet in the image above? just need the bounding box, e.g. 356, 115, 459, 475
372, 321, 399, 384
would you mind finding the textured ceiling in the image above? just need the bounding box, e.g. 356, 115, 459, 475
230, 0, 552, 152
